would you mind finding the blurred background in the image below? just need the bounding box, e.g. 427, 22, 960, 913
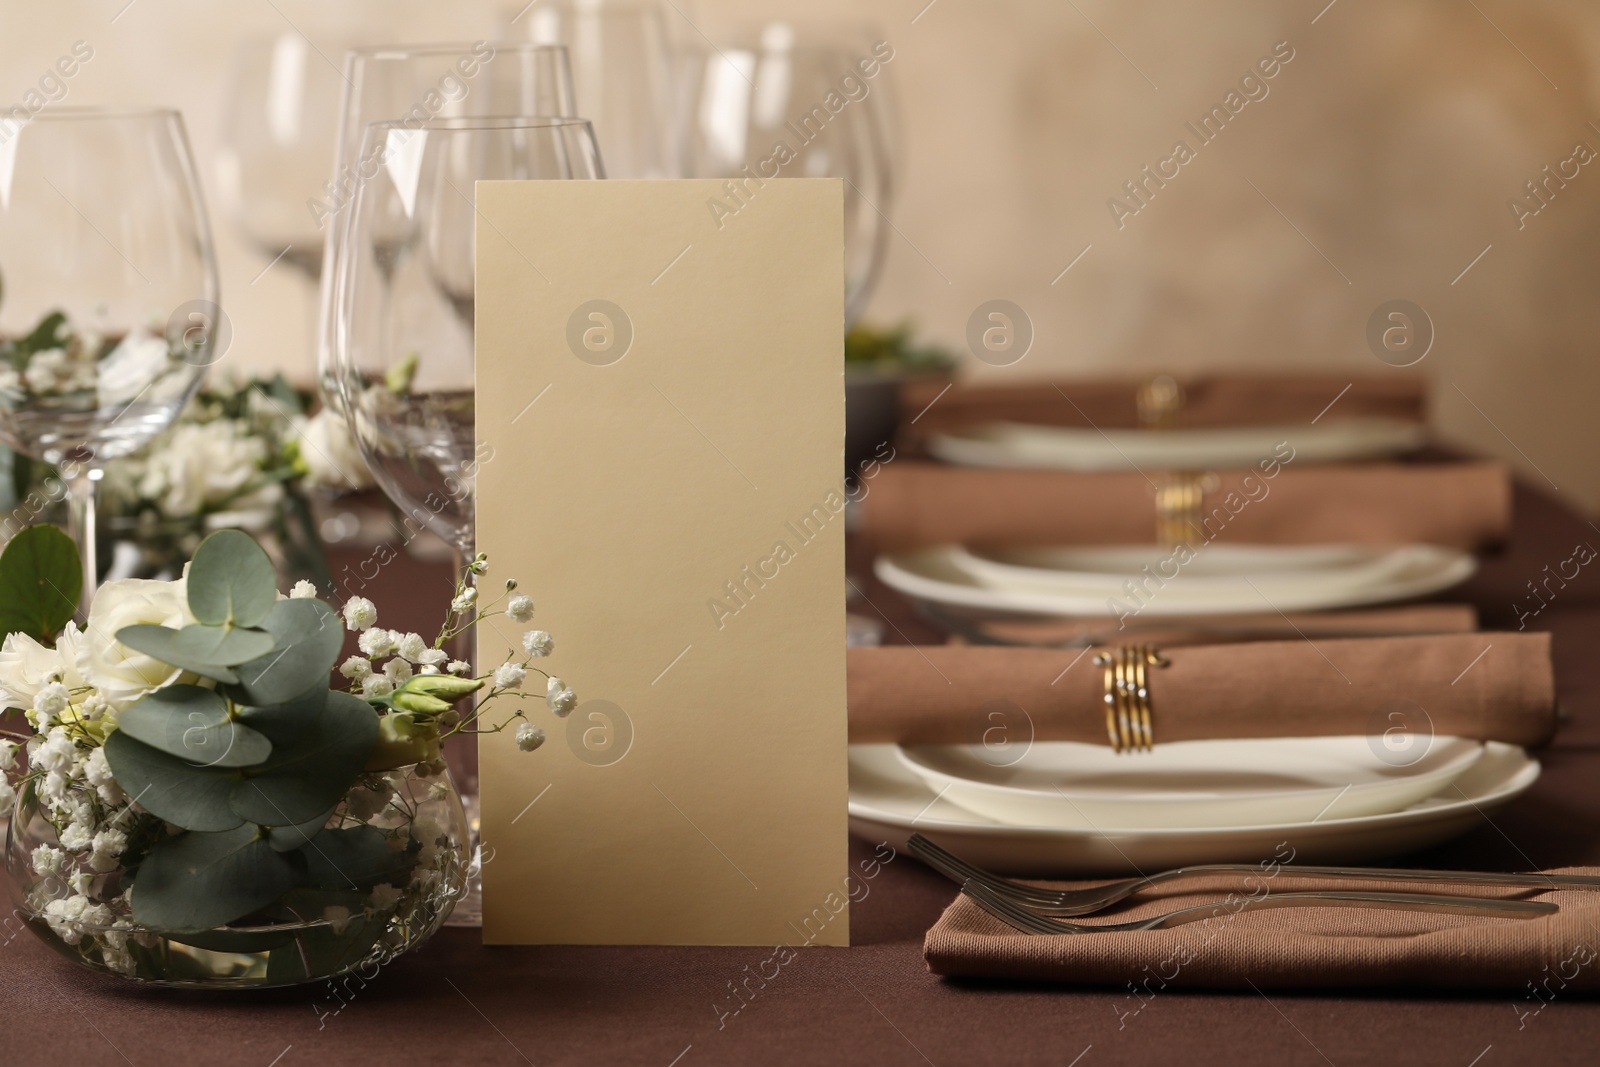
2, 0, 1597, 506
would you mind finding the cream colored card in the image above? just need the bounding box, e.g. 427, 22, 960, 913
474, 179, 848, 946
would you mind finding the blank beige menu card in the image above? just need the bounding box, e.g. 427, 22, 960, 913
474, 179, 848, 945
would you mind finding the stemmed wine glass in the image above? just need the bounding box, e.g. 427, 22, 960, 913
682, 24, 894, 326
331, 116, 604, 561
0, 108, 220, 602
314, 44, 577, 419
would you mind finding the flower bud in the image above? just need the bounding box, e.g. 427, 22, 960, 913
364, 713, 442, 771
390, 673, 484, 715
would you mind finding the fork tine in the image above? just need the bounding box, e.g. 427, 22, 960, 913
960, 879, 1060, 934
908, 833, 1078, 904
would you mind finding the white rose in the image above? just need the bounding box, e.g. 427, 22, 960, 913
0, 623, 80, 711
296, 409, 375, 491
138, 419, 268, 520
78, 577, 199, 711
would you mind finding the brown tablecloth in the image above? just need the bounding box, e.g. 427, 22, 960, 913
5, 480, 1600, 1065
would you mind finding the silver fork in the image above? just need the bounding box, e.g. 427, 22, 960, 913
908, 834, 1600, 917
959, 877, 1558, 934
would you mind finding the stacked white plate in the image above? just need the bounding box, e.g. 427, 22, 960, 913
876, 543, 1476, 617
927, 417, 1427, 472
849, 738, 1538, 875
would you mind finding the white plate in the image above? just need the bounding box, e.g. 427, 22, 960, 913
927, 418, 1427, 471
896, 736, 1485, 829
848, 742, 1539, 876
875, 543, 1477, 617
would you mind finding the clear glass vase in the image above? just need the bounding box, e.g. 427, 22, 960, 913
5, 761, 470, 989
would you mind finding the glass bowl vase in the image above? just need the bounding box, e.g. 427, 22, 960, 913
5, 760, 470, 989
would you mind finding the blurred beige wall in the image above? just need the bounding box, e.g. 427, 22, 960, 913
3, 0, 1598, 508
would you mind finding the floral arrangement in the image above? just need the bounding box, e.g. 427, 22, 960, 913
0, 525, 570, 984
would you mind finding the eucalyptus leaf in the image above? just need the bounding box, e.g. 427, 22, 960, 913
298, 825, 414, 891
230, 691, 379, 826
0, 524, 81, 643
236, 685, 328, 748
186, 529, 279, 628
115, 625, 241, 683
102, 730, 245, 833
232, 598, 345, 706
170, 623, 277, 667
130, 824, 305, 933
116, 685, 272, 769
267, 804, 337, 853
265, 904, 384, 986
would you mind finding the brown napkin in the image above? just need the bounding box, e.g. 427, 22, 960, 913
847, 632, 1556, 747
924, 869, 1600, 992
947, 603, 1478, 648
900, 373, 1427, 448
861, 461, 1511, 551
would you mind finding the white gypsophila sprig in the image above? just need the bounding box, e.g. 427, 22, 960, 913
343, 597, 377, 632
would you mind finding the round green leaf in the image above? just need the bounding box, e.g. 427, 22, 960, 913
232, 599, 345, 706
115, 624, 243, 683
186, 530, 279, 628
102, 730, 245, 832
0, 525, 81, 643
266, 803, 337, 853
236, 685, 329, 749
117, 685, 272, 769
130, 825, 305, 933
298, 825, 414, 891
229, 691, 379, 826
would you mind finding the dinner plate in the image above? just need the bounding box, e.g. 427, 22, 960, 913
847, 742, 1539, 875
875, 543, 1477, 617
896, 736, 1485, 829
926, 418, 1427, 471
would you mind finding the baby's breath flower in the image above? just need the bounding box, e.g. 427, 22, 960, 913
368, 883, 403, 911
343, 596, 377, 631
451, 588, 477, 615
506, 595, 535, 623
290, 580, 319, 599
447, 660, 473, 676
383, 658, 414, 685
416, 647, 449, 667
545, 676, 576, 717
362, 675, 395, 699
494, 663, 526, 689
59, 822, 93, 853
522, 630, 554, 658
516, 722, 545, 752
340, 655, 373, 681
358, 627, 395, 658
469, 553, 489, 574
419, 664, 440, 675
0, 739, 17, 772
31, 844, 65, 876
33, 681, 70, 723
396, 632, 428, 663
323, 905, 353, 935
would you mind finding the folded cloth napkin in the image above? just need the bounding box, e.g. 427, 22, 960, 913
924, 868, 1600, 992
945, 603, 1478, 648
847, 632, 1556, 747
900, 373, 1427, 449
860, 461, 1511, 551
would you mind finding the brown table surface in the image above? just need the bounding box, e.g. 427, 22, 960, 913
5, 480, 1600, 1066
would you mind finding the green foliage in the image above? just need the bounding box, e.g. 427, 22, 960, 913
0, 525, 81, 644
843, 320, 956, 373
228, 692, 379, 826
115, 685, 273, 769
130, 824, 305, 933
185, 529, 279, 628
230, 598, 345, 706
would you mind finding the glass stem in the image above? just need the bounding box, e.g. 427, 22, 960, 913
65, 463, 102, 613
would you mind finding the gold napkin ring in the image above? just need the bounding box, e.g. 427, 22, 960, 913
1136, 374, 1184, 429
1153, 471, 1220, 547
1093, 645, 1170, 754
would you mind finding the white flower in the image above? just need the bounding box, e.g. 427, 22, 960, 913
0, 366, 22, 400
83, 748, 123, 806
419, 664, 440, 675
31, 844, 66, 876
33, 728, 76, 774
357, 627, 394, 658
343, 597, 377, 632
494, 663, 526, 689
32, 681, 70, 723
91, 828, 128, 858
78, 577, 198, 711
59, 822, 93, 852
339, 656, 373, 681
136, 418, 268, 518
545, 676, 576, 716
367, 883, 403, 911
43, 895, 91, 944
295, 409, 375, 491
0, 739, 17, 771
0, 777, 12, 818
344, 787, 389, 822
416, 648, 448, 668
290, 580, 319, 599
383, 657, 413, 684
506, 596, 535, 623
362, 675, 395, 699
515, 722, 545, 752
522, 630, 554, 658
322, 905, 353, 935
396, 633, 428, 663
0, 624, 81, 712
451, 588, 477, 615
447, 660, 472, 676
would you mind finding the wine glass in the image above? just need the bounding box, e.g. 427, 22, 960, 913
0, 108, 219, 602
214, 33, 346, 282
331, 116, 604, 558
314, 44, 577, 418
682, 23, 893, 326
520, 0, 683, 178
